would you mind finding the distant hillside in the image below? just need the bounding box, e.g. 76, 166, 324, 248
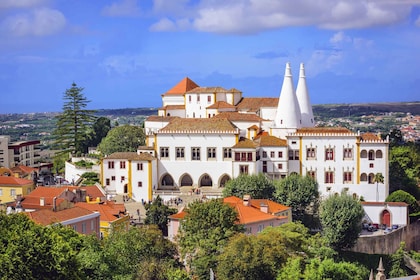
312, 102, 420, 119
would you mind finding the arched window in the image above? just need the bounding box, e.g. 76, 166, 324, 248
199, 174, 213, 187
180, 174, 193, 186
376, 150, 383, 158
360, 173, 367, 182
360, 150, 367, 158
368, 173, 375, 184
368, 150, 375, 160
161, 174, 174, 186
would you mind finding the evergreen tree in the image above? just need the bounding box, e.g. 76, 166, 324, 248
145, 196, 177, 236
53, 83, 97, 156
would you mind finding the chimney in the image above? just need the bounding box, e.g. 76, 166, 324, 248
40, 197, 45, 206
53, 197, 57, 212
243, 195, 251, 206
260, 202, 268, 213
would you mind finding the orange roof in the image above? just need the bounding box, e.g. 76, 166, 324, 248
159, 118, 238, 133
24, 206, 96, 226
229, 202, 277, 224
169, 211, 187, 220
26, 186, 77, 198
0, 176, 34, 186
207, 101, 236, 109
20, 196, 66, 209
213, 112, 264, 122
76, 201, 126, 222
249, 199, 291, 213
295, 127, 352, 134
236, 97, 279, 112
11, 165, 37, 175
161, 105, 185, 110
361, 132, 381, 141
80, 185, 105, 200
0, 167, 13, 176
254, 135, 287, 147
232, 137, 257, 149
164, 77, 199, 95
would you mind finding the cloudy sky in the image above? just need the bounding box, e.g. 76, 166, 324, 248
0, 0, 419, 113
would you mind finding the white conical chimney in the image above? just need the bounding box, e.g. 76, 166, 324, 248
274, 62, 301, 129
296, 63, 315, 127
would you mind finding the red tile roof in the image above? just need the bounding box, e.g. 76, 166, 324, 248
254, 135, 287, 147
295, 127, 353, 134
11, 165, 37, 175
361, 132, 381, 141
236, 97, 279, 112
0, 176, 34, 186
159, 118, 238, 133
232, 137, 257, 149
80, 185, 105, 200
186, 87, 241, 94
161, 105, 185, 110
207, 101, 236, 109
164, 77, 199, 95
76, 201, 126, 222
24, 206, 96, 226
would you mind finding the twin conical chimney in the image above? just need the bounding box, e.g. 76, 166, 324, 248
296, 63, 315, 127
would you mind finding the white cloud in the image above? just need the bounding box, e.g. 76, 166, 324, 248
150, 18, 177, 32
330, 31, 352, 45
149, 0, 417, 34
1, 8, 66, 37
102, 0, 140, 17
101, 54, 145, 75
0, 0, 47, 9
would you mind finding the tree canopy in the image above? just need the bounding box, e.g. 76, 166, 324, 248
53, 83, 97, 156
97, 124, 145, 155
177, 199, 244, 279
319, 191, 364, 250
222, 173, 275, 199
273, 174, 319, 224
144, 196, 177, 236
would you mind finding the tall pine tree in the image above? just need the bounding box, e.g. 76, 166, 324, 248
53, 83, 97, 156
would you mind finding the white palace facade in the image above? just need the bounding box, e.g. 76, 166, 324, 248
101, 63, 389, 205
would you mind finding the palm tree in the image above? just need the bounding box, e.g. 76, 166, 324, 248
374, 173, 384, 202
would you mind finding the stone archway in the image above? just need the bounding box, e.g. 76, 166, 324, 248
161, 174, 174, 187
199, 174, 213, 187
180, 173, 193, 186
219, 174, 231, 188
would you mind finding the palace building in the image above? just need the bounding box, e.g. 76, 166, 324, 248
101, 63, 389, 204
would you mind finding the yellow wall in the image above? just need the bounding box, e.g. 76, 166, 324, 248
0, 183, 33, 204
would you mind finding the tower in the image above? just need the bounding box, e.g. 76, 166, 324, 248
296, 63, 315, 127
273, 62, 302, 130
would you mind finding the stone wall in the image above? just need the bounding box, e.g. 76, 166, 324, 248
351, 220, 420, 255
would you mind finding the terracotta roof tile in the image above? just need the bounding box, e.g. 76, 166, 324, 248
232, 137, 257, 149
0, 167, 13, 176
159, 118, 238, 133
0, 176, 34, 186
105, 152, 155, 161
80, 185, 105, 200
76, 201, 126, 222
11, 165, 37, 175
160, 105, 185, 110
25, 206, 95, 226
236, 97, 279, 112
250, 199, 291, 213
145, 115, 180, 122
295, 127, 352, 134
213, 112, 264, 122
254, 135, 287, 147
361, 132, 381, 141
207, 101, 236, 109
164, 77, 199, 95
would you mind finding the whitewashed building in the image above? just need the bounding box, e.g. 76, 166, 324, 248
101, 63, 389, 205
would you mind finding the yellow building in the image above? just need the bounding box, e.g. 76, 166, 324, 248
0, 176, 34, 204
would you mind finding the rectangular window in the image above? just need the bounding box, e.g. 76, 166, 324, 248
106, 179, 110, 186
240, 165, 249, 174
176, 147, 185, 159
343, 148, 353, 159
91, 220, 95, 231
262, 161, 267, 173
278, 151, 283, 158
108, 161, 115, 169
82, 223, 86, 233
0, 189, 2, 196
307, 148, 316, 159
325, 171, 334, 184
138, 181, 142, 187
241, 152, 247, 161
223, 148, 232, 159
160, 147, 169, 158
207, 95, 211, 103
10, 189, 16, 196
325, 148, 334, 161
343, 172, 352, 183
121, 176, 125, 182
207, 147, 216, 159
369, 163, 374, 168
189, 95, 192, 102
120, 161, 126, 169
192, 147, 200, 160
111, 176, 115, 181
289, 150, 299, 160
278, 163, 283, 170
270, 151, 275, 158
137, 163, 143, 170
197, 95, 200, 102
263, 151, 267, 158
247, 152, 252, 161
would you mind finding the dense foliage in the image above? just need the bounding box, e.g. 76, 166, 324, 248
222, 173, 275, 199
97, 124, 145, 155
319, 191, 365, 250
144, 196, 177, 236
52, 83, 97, 156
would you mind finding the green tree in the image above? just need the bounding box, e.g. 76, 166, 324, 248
177, 199, 244, 279
53, 83, 97, 155
222, 173, 275, 199
302, 258, 368, 280
273, 174, 319, 224
374, 172, 384, 202
86, 117, 111, 149
98, 124, 145, 155
389, 144, 420, 198
144, 196, 177, 236
388, 242, 408, 278
319, 191, 364, 250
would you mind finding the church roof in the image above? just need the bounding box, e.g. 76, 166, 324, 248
159, 118, 238, 133
164, 77, 199, 95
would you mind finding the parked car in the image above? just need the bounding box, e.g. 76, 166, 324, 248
384, 227, 393, 234
392, 225, 399, 230
368, 225, 378, 232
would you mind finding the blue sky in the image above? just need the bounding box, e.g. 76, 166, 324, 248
0, 0, 419, 113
